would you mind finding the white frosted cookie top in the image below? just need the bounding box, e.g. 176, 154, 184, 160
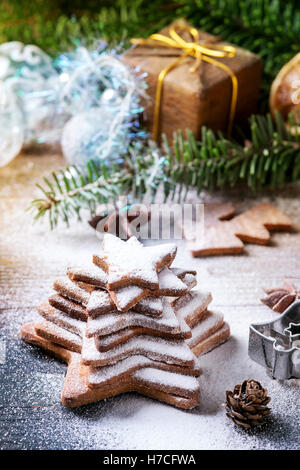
174, 290, 212, 321
187, 311, 224, 348
170, 267, 197, 279
95, 311, 191, 350
111, 284, 145, 310
135, 296, 163, 315
53, 276, 90, 306
68, 266, 107, 286
180, 273, 197, 290
88, 355, 154, 384
133, 368, 200, 392
100, 234, 177, 288
82, 333, 194, 366
190, 322, 230, 354
192, 311, 223, 338
38, 302, 86, 337
110, 267, 190, 311
88, 354, 200, 386
158, 267, 188, 293
86, 298, 180, 337
87, 290, 114, 315
96, 328, 136, 348
36, 320, 82, 347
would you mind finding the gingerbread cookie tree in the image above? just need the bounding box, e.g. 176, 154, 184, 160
21, 234, 229, 409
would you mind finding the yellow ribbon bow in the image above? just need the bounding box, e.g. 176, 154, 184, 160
131, 23, 238, 141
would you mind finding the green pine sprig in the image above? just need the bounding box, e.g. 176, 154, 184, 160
29, 112, 300, 228
177, 0, 300, 108
28, 143, 162, 229
1, 1, 300, 107
162, 113, 300, 195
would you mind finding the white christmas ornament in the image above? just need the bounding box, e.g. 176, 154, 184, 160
0, 85, 24, 167
61, 105, 130, 166
0, 42, 146, 167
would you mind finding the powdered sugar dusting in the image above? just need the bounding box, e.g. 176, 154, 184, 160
96, 328, 134, 348
36, 320, 82, 348
87, 290, 113, 315
135, 296, 163, 316
82, 333, 194, 366
174, 290, 212, 325
86, 299, 180, 337
109, 266, 191, 312
100, 234, 176, 288
49, 294, 87, 321
38, 303, 86, 337
111, 285, 145, 310
180, 273, 197, 290
178, 316, 191, 335
88, 355, 200, 386
89, 355, 157, 385
67, 266, 107, 287
171, 267, 196, 279
187, 311, 224, 348
133, 368, 200, 393
157, 267, 188, 293
5, 155, 299, 449
53, 277, 90, 307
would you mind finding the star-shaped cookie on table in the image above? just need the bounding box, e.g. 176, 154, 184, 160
183, 202, 292, 257
94, 234, 177, 290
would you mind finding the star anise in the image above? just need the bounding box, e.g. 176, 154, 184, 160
261, 278, 300, 313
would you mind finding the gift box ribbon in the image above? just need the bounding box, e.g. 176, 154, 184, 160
131, 22, 238, 140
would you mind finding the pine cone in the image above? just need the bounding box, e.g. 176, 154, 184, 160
225, 380, 271, 429
261, 278, 300, 313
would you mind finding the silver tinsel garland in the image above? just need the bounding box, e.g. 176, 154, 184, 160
0, 41, 147, 167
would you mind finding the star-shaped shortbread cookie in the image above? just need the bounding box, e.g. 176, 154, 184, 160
94, 234, 177, 290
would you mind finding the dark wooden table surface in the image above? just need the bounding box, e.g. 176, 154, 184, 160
0, 153, 299, 450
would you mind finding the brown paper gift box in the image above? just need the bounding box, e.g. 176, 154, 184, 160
122, 19, 262, 142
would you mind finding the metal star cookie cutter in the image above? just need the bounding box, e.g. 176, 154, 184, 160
248, 300, 300, 379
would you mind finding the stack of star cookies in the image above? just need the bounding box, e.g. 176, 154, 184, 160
21, 234, 229, 409
172, 291, 230, 357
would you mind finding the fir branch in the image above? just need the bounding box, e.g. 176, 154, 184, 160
162, 113, 300, 195
27, 144, 161, 229
0, 1, 178, 54
29, 113, 300, 228
1, 1, 300, 107
178, 0, 300, 108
